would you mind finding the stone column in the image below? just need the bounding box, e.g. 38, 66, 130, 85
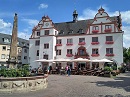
8, 13, 18, 68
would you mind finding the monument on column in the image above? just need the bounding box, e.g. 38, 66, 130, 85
7, 13, 18, 68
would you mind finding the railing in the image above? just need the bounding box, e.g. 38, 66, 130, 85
104, 28, 112, 32
91, 42, 99, 45
92, 30, 99, 33
105, 41, 114, 44
91, 54, 99, 57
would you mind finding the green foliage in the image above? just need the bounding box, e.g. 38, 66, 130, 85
104, 66, 113, 72
111, 66, 117, 70
0, 64, 30, 77
123, 47, 130, 64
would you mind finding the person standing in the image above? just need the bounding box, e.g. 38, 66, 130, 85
67, 66, 71, 76
47, 66, 50, 74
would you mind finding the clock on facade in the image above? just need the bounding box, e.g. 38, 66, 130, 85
45, 23, 49, 26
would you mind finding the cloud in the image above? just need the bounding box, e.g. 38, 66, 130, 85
18, 31, 31, 40
78, 5, 109, 20
0, 19, 12, 35
0, 18, 31, 40
21, 18, 39, 27
122, 26, 130, 48
38, 3, 48, 9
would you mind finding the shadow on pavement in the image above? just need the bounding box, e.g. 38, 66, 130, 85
96, 73, 130, 92
99, 94, 130, 97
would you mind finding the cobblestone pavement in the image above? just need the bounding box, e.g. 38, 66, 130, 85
0, 72, 130, 97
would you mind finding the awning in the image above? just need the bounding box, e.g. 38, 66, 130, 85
99, 58, 113, 62
91, 59, 113, 62
53, 58, 71, 62
71, 58, 90, 62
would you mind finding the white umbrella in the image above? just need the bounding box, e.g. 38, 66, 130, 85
54, 58, 72, 62
99, 58, 113, 62
71, 58, 90, 62
35, 59, 54, 62
91, 59, 102, 62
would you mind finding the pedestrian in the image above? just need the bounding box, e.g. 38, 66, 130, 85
47, 66, 50, 74
67, 66, 71, 76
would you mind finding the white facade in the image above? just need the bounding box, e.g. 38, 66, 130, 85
29, 8, 123, 69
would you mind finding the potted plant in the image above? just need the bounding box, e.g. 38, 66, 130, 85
104, 66, 113, 77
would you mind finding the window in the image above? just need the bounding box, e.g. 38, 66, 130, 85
7, 46, 10, 50
24, 49, 27, 53
93, 26, 99, 30
21, 42, 26, 46
79, 29, 84, 33
106, 48, 113, 54
67, 39, 73, 44
18, 48, 22, 53
106, 36, 113, 41
2, 46, 6, 51
44, 43, 49, 49
79, 38, 85, 43
2, 38, 11, 43
24, 56, 27, 59
92, 37, 98, 42
56, 39, 62, 44
1, 54, 5, 59
45, 30, 49, 35
79, 49, 85, 55
18, 56, 21, 60
37, 32, 40, 36
105, 25, 111, 29
35, 40, 40, 46
56, 50, 61, 55
92, 48, 99, 54
67, 49, 72, 54
43, 55, 48, 59
59, 30, 64, 35
27, 43, 29, 46
6, 54, 9, 59
68, 30, 73, 34
36, 50, 39, 56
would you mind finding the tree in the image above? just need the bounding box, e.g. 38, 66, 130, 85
123, 47, 130, 64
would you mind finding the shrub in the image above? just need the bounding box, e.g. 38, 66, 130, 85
104, 66, 113, 72
0, 64, 30, 77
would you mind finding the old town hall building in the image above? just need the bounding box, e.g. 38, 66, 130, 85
29, 7, 123, 69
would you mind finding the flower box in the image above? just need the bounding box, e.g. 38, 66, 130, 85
66, 43, 73, 46
56, 44, 62, 46
105, 54, 114, 56
92, 30, 99, 33
91, 42, 99, 45
104, 29, 112, 32
91, 54, 99, 57
105, 41, 114, 44
78, 42, 86, 45
66, 54, 73, 57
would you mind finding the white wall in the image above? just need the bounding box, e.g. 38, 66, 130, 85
56, 33, 123, 66
29, 38, 40, 69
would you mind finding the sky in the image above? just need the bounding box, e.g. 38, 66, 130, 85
0, 0, 130, 48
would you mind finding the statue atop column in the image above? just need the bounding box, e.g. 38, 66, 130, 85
7, 13, 18, 68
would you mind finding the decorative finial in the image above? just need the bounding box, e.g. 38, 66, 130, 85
15, 13, 17, 16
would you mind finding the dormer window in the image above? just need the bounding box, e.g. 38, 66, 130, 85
68, 30, 73, 34
59, 30, 64, 35
105, 25, 112, 32
2, 38, 11, 43
37, 31, 40, 36
92, 26, 99, 33
79, 29, 84, 34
